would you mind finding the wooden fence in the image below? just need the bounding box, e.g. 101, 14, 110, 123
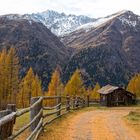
0, 95, 88, 140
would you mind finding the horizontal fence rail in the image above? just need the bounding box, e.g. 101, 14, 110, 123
43, 103, 61, 110
0, 95, 89, 140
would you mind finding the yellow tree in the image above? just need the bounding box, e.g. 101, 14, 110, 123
0, 49, 8, 104
6, 47, 19, 104
17, 79, 28, 108
18, 67, 35, 107
32, 75, 42, 97
47, 68, 63, 106
18, 67, 43, 107
0, 50, 7, 108
0, 51, 2, 108
64, 69, 85, 97
23, 67, 34, 105
85, 86, 92, 96
0, 48, 20, 109
90, 82, 101, 100
127, 74, 140, 97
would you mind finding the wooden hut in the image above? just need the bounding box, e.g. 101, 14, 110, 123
98, 85, 136, 106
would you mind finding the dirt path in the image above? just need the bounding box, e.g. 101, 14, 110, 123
39, 108, 140, 140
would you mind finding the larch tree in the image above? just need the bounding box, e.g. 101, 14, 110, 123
0, 49, 7, 108
24, 67, 34, 105
18, 67, 43, 107
18, 67, 34, 107
90, 82, 101, 100
47, 67, 63, 106
64, 69, 85, 97
0, 48, 20, 109
6, 47, 19, 104
85, 86, 92, 96
32, 74, 42, 97
17, 79, 27, 108
127, 74, 140, 97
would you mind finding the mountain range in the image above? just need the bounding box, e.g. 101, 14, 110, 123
0, 10, 140, 88
2, 10, 95, 36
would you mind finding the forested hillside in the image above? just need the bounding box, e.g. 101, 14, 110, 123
62, 11, 140, 87
0, 17, 69, 88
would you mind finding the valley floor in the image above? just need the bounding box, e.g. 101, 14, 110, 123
39, 107, 140, 140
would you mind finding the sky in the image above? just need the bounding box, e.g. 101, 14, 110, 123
0, 0, 140, 18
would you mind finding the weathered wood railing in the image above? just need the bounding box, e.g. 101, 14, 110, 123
0, 95, 87, 140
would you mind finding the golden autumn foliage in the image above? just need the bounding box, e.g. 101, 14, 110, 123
127, 74, 140, 97
46, 68, 64, 106
64, 69, 85, 97
90, 83, 100, 100
6, 48, 19, 103
17, 67, 42, 108
0, 48, 19, 109
32, 75, 42, 97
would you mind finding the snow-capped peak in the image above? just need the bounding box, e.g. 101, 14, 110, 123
25, 10, 95, 36
74, 10, 140, 32
1, 10, 139, 36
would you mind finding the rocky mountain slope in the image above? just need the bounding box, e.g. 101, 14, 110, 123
62, 10, 140, 86
2, 10, 95, 36
0, 16, 69, 87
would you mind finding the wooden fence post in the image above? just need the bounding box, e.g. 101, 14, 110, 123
66, 95, 70, 111
0, 110, 11, 119
7, 104, 16, 112
87, 95, 89, 107
73, 96, 76, 109
30, 97, 43, 131
57, 96, 61, 116
7, 104, 16, 124
0, 104, 16, 139
81, 98, 85, 108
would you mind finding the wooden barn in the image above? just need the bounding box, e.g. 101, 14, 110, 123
97, 85, 136, 106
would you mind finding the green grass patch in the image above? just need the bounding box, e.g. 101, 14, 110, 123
126, 111, 140, 121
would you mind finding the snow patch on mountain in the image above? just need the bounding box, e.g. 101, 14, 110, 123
119, 17, 137, 27
118, 11, 140, 28
75, 10, 135, 32
25, 10, 95, 36
1, 10, 95, 36
1, 10, 140, 36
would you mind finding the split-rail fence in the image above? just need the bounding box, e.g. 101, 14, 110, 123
0, 95, 91, 140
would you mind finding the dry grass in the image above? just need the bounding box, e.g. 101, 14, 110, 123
127, 111, 140, 121
13, 109, 58, 140
125, 110, 140, 135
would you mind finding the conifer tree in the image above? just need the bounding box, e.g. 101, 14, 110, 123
18, 67, 43, 107
32, 75, 42, 97
127, 74, 140, 97
47, 67, 63, 106
20, 67, 34, 106
17, 80, 27, 108
90, 82, 100, 100
0, 48, 19, 109
64, 69, 85, 97
86, 86, 92, 96
6, 47, 19, 103
0, 49, 8, 106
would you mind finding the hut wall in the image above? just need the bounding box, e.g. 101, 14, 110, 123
100, 94, 107, 106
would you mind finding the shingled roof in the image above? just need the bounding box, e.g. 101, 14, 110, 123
97, 84, 119, 94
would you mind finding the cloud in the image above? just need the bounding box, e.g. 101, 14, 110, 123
0, 0, 139, 17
